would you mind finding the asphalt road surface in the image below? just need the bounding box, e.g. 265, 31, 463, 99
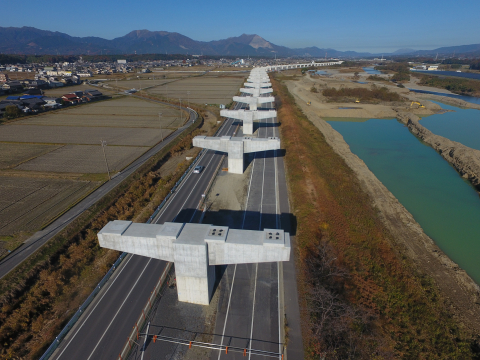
211, 100, 285, 360
0, 98, 197, 280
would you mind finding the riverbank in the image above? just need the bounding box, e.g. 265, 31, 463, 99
285, 76, 480, 337
397, 112, 480, 191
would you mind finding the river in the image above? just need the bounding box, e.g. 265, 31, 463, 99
410, 69, 480, 81
408, 88, 480, 105
420, 101, 480, 150
362, 67, 382, 75
326, 115, 480, 284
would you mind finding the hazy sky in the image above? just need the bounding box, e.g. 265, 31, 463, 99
3, 0, 479, 53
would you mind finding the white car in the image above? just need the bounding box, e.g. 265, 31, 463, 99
193, 165, 204, 174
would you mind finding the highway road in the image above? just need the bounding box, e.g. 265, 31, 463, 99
50, 103, 241, 360
210, 100, 285, 360
0, 98, 197, 280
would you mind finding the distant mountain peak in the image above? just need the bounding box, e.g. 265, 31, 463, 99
249, 34, 273, 49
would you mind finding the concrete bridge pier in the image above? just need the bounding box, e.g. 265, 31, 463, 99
193, 135, 280, 174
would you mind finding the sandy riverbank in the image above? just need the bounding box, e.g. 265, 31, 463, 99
285, 76, 480, 335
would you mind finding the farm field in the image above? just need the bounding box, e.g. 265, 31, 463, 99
0, 175, 98, 236
147, 75, 245, 105
0, 124, 171, 146
0, 143, 61, 169
0, 95, 180, 237
41, 84, 113, 97
16, 144, 148, 173
106, 78, 177, 90
16, 97, 183, 129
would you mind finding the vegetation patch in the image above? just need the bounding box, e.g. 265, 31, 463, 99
272, 75, 476, 359
414, 73, 480, 96
323, 86, 402, 103
375, 63, 411, 82
367, 75, 389, 82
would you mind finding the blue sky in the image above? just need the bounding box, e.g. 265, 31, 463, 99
3, 0, 479, 53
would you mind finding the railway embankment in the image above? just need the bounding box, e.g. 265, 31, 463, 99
397, 112, 480, 191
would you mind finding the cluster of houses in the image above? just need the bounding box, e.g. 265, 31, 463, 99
0, 73, 84, 96
0, 89, 104, 118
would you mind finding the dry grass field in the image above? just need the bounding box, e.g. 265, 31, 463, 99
0, 124, 171, 146
148, 76, 244, 105
0, 143, 61, 169
16, 144, 148, 173
41, 84, 113, 97
16, 97, 183, 129
106, 78, 177, 90
0, 175, 98, 236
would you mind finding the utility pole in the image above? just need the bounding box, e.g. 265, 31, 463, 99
166, 84, 168, 100
179, 99, 182, 123
100, 140, 111, 180
187, 91, 190, 108
159, 112, 163, 142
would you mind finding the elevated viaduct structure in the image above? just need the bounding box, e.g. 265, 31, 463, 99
220, 109, 277, 135
193, 135, 280, 173
263, 60, 344, 71
98, 221, 290, 305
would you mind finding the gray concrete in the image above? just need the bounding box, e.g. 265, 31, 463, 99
232, 95, 275, 110
98, 221, 290, 305
192, 135, 280, 174
240, 87, 273, 96
243, 82, 272, 88
220, 109, 277, 135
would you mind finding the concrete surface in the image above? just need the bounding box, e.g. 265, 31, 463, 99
220, 109, 277, 135
98, 221, 290, 305
232, 96, 275, 110
193, 135, 281, 174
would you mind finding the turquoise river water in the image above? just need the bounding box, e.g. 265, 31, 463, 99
327, 113, 480, 284
420, 102, 480, 150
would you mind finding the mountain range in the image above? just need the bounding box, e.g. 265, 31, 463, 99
1, 26, 479, 58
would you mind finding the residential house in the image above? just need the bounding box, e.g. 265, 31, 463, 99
84, 89, 103, 99
61, 93, 80, 105
2, 81, 23, 93
43, 97, 62, 109
0, 73, 9, 83
23, 88, 43, 96
49, 81, 64, 88
21, 97, 46, 112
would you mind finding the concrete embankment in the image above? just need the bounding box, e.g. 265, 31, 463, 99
397, 112, 480, 191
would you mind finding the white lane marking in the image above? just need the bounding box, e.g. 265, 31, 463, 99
141, 321, 150, 360
55, 254, 134, 359
86, 258, 153, 360
273, 115, 282, 358
219, 136, 257, 358
217, 264, 237, 360
241, 154, 256, 229
278, 261, 281, 359
173, 151, 217, 222
248, 263, 259, 360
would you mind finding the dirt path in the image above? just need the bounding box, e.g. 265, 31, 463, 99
285, 79, 480, 335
